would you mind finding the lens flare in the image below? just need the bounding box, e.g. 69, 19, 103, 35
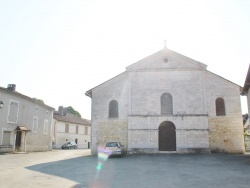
96, 146, 111, 172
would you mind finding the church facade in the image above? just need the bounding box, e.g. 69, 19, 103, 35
86, 48, 245, 154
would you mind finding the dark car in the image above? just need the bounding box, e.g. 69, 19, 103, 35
61, 141, 77, 149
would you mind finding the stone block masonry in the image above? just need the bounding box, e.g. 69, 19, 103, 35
91, 120, 127, 155
209, 117, 245, 153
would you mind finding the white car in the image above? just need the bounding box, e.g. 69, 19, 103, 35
104, 141, 125, 157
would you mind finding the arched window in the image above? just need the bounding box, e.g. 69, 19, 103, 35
109, 100, 118, 118
161, 93, 173, 114
216, 98, 225, 116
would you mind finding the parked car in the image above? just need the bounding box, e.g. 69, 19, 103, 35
104, 141, 125, 157
61, 141, 77, 149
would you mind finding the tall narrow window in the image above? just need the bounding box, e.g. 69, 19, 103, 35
161, 93, 173, 114
8, 100, 19, 124
76, 125, 79, 134
32, 116, 39, 133
109, 100, 118, 118
216, 98, 225, 116
43, 120, 49, 134
65, 124, 69, 133
85, 126, 88, 135
3, 131, 11, 145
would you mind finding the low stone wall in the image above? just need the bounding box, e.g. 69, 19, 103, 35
178, 148, 211, 154
0, 145, 13, 153
128, 148, 159, 154
0, 145, 50, 153
25, 146, 49, 152
128, 148, 211, 154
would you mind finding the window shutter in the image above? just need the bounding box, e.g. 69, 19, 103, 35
8, 101, 19, 123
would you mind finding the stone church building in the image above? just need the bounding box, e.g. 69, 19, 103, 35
85, 48, 245, 154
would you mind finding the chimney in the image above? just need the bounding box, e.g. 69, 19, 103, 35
58, 106, 64, 116
63, 107, 67, 116
7, 84, 16, 91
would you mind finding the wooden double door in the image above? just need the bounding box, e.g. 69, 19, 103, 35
159, 121, 176, 151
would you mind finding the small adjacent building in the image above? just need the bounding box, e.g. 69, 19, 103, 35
52, 106, 91, 149
86, 48, 245, 155
0, 84, 54, 153
241, 65, 250, 150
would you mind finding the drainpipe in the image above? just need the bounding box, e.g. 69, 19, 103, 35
54, 120, 57, 148
24, 131, 28, 152
13, 131, 16, 152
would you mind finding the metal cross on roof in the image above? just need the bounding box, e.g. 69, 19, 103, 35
163, 40, 167, 48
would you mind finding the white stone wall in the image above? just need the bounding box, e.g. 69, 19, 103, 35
0, 90, 53, 152
92, 72, 129, 120
206, 72, 244, 153
91, 72, 129, 154
126, 68, 210, 153
89, 49, 244, 154
130, 70, 207, 115
53, 120, 91, 149
128, 115, 209, 153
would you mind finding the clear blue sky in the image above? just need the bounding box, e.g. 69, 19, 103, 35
0, 0, 250, 119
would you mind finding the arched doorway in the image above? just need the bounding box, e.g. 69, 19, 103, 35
159, 121, 176, 151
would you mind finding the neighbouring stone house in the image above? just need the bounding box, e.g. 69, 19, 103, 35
0, 84, 54, 153
86, 48, 245, 155
52, 106, 91, 149
242, 114, 250, 150
241, 65, 250, 150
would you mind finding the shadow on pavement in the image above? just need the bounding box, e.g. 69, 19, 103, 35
26, 154, 250, 188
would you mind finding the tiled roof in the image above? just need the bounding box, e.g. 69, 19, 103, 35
53, 114, 91, 126
241, 64, 250, 95
0, 86, 54, 110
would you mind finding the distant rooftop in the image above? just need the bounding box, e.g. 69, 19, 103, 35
53, 113, 91, 125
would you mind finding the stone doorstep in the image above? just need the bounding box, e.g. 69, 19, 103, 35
13, 152, 28, 154
159, 151, 177, 154
0, 145, 13, 148
128, 148, 211, 154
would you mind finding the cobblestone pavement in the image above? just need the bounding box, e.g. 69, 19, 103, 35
1, 150, 250, 188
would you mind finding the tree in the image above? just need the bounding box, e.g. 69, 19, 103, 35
66, 106, 81, 117
33, 98, 45, 104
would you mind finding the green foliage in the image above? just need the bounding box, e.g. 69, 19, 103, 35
33, 98, 45, 104
66, 106, 81, 117
244, 131, 248, 139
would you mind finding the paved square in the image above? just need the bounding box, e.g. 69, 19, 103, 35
1, 150, 250, 188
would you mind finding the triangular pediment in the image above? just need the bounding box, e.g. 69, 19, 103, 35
126, 48, 207, 71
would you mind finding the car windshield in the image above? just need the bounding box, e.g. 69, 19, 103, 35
106, 142, 118, 147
